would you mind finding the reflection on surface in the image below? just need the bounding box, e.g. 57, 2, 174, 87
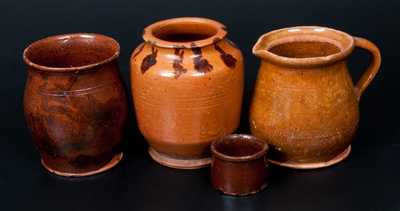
220, 193, 260, 211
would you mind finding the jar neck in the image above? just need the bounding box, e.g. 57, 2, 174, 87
142, 17, 227, 49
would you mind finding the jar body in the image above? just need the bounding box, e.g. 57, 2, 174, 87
211, 134, 268, 196
250, 61, 359, 168
131, 39, 243, 169
24, 61, 128, 176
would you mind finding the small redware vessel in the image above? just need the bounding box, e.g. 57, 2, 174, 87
23, 33, 128, 177
211, 134, 269, 196
250, 26, 381, 169
130, 17, 244, 169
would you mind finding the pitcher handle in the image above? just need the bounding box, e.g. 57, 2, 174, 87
353, 37, 381, 101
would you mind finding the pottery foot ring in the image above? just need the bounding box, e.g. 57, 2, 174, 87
215, 183, 269, 197
148, 147, 211, 169
268, 146, 351, 169
41, 152, 123, 177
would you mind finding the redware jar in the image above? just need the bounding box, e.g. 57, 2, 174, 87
23, 34, 128, 176
130, 17, 244, 169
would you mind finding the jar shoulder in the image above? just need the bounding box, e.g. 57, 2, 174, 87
24, 62, 124, 93
24, 64, 127, 115
130, 39, 243, 79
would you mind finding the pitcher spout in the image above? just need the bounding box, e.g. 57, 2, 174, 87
252, 36, 270, 60
252, 26, 355, 67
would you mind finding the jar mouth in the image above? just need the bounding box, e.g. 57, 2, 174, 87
252, 26, 355, 67
23, 33, 120, 72
211, 134, 268, 162
142, 17, 227, 48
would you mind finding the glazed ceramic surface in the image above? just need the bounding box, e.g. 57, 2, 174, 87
23, 33, 128, 176
130, 17, 244, 169
250, 26, 381, 169
211, 134, 268, 196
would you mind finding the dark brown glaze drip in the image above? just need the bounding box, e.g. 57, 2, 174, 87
172, 49, 187, 78
147, 40, 157, 46
192, 47, 213, 73
214, 44, 237, 68
141, 47, 158, 73
213, 37, 221, 43
132, 43, 145, 59
225, 38, 239, 49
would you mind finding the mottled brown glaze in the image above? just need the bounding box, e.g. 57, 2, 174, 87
250, 26, 381, 169
23, 33, 128, 176
211, 134, 269, 196
131, 17, 244, 169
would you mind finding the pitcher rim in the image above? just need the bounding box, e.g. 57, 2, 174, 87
23, 33, 120, 72
252, 26, 355, 67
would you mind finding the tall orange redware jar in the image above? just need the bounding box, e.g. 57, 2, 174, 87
130, 17, 244, 169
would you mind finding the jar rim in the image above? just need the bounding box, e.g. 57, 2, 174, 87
142, 17, 227, 49
211, 134, 268, 162
23, 33, 120, 72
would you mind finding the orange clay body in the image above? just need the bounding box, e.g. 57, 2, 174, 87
130, 17, 244, 169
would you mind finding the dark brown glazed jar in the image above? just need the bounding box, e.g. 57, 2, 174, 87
211, 134, 269, 196
130, 17, 244, 169
23, 33, 128, 177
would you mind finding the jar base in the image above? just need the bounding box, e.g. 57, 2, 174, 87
41, 152, 123, 177
216, 182, 268, 196
268, 146, 351, 169
148, 147, 211, 169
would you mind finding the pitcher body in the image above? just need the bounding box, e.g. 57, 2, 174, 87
250, 26, 381, 169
